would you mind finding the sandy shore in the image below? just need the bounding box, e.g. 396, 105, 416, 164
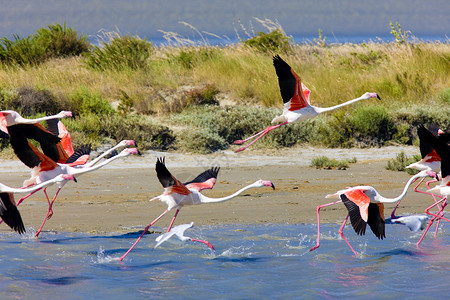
0, 145, 435, 235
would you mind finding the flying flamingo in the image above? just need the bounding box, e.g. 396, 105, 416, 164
233, 55, 381, 152
309, 169, 437, 255
1, 116, 138, 230
154, 222, 211, 249
119, 157, 275, 261
391, 125, 449, 218
0, 110, 73, 166
0, 174, 77, 234
416, 125, 450, 246
21, 146, 140, 236
386, 215, 430, 232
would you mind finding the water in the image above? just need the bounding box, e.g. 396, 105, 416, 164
0, 223, 449, 299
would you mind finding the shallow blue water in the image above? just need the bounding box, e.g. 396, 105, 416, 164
0, 223, 449, 299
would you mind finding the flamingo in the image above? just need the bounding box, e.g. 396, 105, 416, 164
21, 146, 140, 236
0, 110, 73, 166
0, 174, 77, 234
233, 55, 381, 152
416, 125, 450, 246
154, 222, 212, 249
391, 125, 449, 217
386, 215, 430, 232
119, 157, 275, 261
1, 116, 138, 230
309, 169, 437, 255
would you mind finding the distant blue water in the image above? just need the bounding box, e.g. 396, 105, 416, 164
91, 34, 449, 47
0, 223, 449, 299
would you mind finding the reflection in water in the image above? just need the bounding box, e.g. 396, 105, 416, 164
0, 223, 448, 298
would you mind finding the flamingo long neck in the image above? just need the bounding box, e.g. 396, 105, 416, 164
84, 144, 123, 168
16, 114, 61, 125
379, 173, 426, 203
69, 153, 126, 175
0, 177, 62, 194
198, 183, 260, 203
314, 96, 366, 114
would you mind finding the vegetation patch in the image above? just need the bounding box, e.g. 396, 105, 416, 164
385, 152, 421, 175
83, 35, 153, 71
310, 156, 357, 170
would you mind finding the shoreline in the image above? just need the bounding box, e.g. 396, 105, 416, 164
0, 146, 432, 235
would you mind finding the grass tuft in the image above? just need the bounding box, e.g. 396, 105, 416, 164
310, 156, 357, 170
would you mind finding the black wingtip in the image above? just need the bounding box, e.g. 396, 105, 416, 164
376, 94, 381, 100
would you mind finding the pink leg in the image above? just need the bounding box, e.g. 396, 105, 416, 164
417, 216, 436, 247
190, 238, 215, 250
166, 209, 180, 232
310, 200, 342, 251
339, 215, 358, 256
119, 209, 170, 261
425, 197, 450, 223
35, 188, 62, 237
234, 121, 288, 153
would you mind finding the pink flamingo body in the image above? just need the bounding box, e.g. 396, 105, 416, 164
119, 158, 275, 261
415, 125, 450, 246
310, 170, 437, 255
391, 125, 447, 219
234, 55, 380, 152
0, 174, 77, 234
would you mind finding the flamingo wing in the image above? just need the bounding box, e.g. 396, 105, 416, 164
46, 119, 74, 158
417, 125, 440, 161
273, 55, 311, 111
367, 203, 386, 239
156, 157, 191, 195
419, 125, 450, 178
7, 124, 61, 166
184, 167, 220, 191
0, 193, 26, 234
65, 144, 91, 166
340, 189, 371, 236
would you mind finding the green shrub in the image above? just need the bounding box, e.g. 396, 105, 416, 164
169, 47, 220, 69
243, 29, 291, 53
0, 88, 18, 110
68, 86, 115, 116
386, 151, 421, 174
350, 104, 394, 146
35, 23, 90, 59
84, 35, 153, 71
0, 23, 89, 66
184, 85, 220, 106
310, 156, 357, 170
176, 128, 227, 154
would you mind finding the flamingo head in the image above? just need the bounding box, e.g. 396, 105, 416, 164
117, 139, 137, 147
418, 170, 439, 181
58, 111, 73, 118
255, 179, 275, 190
120, 148, 141, 156
362, 92, 381, 100
56, 174, 77, 182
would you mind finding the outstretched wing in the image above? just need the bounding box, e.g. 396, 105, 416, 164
46, 119, 74, 159
273, 55, 311, 112
419, 125, 450, 179
417, 125, 440, 161
155, 157, 190, 195
154, 222, 194, 248
367, 203, 385, 239
7, 124, 61, 167
184, 167, 220, 192
65, 144, 91, 166
340, 189, 370, 236
0, 193, 26, 234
